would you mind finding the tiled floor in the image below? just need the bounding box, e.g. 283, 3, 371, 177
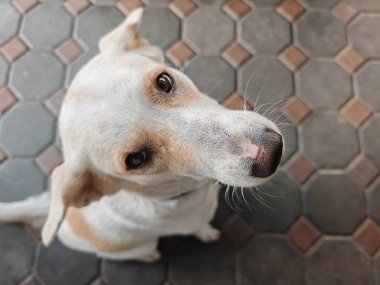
0, 0, 379, 284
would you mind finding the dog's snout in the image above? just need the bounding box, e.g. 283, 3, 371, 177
250, 129, 283, 178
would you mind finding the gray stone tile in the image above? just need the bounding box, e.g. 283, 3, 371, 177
76, 6, 124, 51
368, 179, 380, 225
35, 239, 99, 285
140, 6, 181, 50
301, 113, 359, 168
0, 3, 20, 46
307, 239, 373, 285
356, 62, 380, 111
275, 113, 298, 163
349, 15, 380, 58
239, 235, 303, 285
242, 172, 301, 232
0, 159, 45, 202
102, 259, 167, 285
300, 0, 339, 9
246, 0, 282, 7
184, 7, 234, 56
0, 224, 35, 285
346, 0, 380, 11
240, 10, 290, 55
238, 57, 293, 106
295, 12, 346, 57
195, 0, 228, 6
361, 115, 380, 167
374, 252, 380, 285
10, 51, 65, 100
143, 0, 172, 5
210, 185, 234, 229
0, 55, 8, 86
90, 0, 117, 5
184, 56, 235, 102
297, 60, 352, 110
304, 173, 366, 234
21, 3, 72, 51
0, 102, 55, 157
169, 238, 236, 285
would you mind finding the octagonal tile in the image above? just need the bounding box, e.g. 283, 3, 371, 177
307, 238, 373, 285
184, 7, 234, 55
297, 60, 352, 110
239, 235, 303, 285
102, 259, 167, 285
0, 224, 35, 285
0, 159, 45, 202
277, 113, 298, 163
0, 55, 8, 86
0, 102, 55, 157
75, 6, 124, 51
245, 0, 281, 7
301, 113, 359, 168
361, 115, 380, 167
10, 51, 65, 100
240, 10, 291, 55
346, 0, 380, 11
300, 0, 339, 9
349, 15, 380, 58
184, 56, 235, 102
0, 3, 20, 46
195, 0, 228, 6
169, 238, 235, 285
368, 179, 380, 225
238, 57, 293, 106
242, 172, 301, 232
295, 12, 346, 57
35, 239, 99, 285
355, 62, 380, 111
21, 3, 72, 51
304, 173, 366, 234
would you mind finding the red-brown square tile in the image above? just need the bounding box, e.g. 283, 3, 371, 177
354, 219, 380, 255
222, 43, 252, 68
64, 0, 91, 16
332, 1, 358, 24
223, 92, 253, 110
55, 39, 83, 64
277, 0, 305, 22
169, 0, 198, 19
336, 46, 366, 74
0, 87, 17, 114
221, 214, 254, 249
36, 145, 63, 174
281, 96, 311, 124
45, 89, 66, 116
12, 0, 38, 14
0, 148, 6, 163
166, 41, 195, 66
288, 216, 321, 252
19, 275, 40, 285
347, 154, 378, 187
223, 0, 251, 20
286, 153, 316, 184
117, 0, 144, 15
340, 97, 372, 128
0, 37, 28, 62
279, 45, 308, 71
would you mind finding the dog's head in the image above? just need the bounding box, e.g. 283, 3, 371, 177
42, 9, 283, 245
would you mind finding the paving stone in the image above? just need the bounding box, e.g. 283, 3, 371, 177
0, 224, 35, 285
368, 179, 380, 226
300, 0, 339, 9
195, 0, 228, 6
306, 238, 373, 285
184, 56, 235, 102
276, 0, 305, 22
0, 87, 18, 115
0, 102, 55, 157
349, 15, 380, 58
0, 3, 20, 46
35, 239, 99, 285
12, 0, 39, 14
340, 97, 372, 128
346, 0, 380, 11
10, 51, 65, 100
210, 185, 235, 228
288, 216, 321, 252
246, 0, 281, 7
18, 275, 41, 285
45, 89, 66, 116
285, 153, 316, 185
332, 1, 359, 24
64, 0, 91, 16
166, 41, 195, 67
76, 6, 124, 51
304, 173, 366, 234
361, 115, 380, 167
184, 7, 233, 56
0, 55, 8, 86
281, 96, 311, 124
240, 10, 290, 55
90, 0, 117, 5
238, 57, 293, 107
169, 238, 235, 285
347, 154, 379, 188
239, 235, 303, 285
223, 92, 253, 111
36, 145, 63, 174
295, 12, 346, 57
279, 45, 308, 71
103, 258, 167, 285
276, 113, 298, 163
21, 3, 72, 51
169, 0, 198, 18
356, 62, 380, 111
374, 253, 380, 285
297, 60, 352, 110
116, 0, 144, 15
221, 214, 254, 249
0, 149, 6, 163
222, 43, 252, 69
336, 46, 366, 74
55, 39, 84, 64
140, 6, 181, 50
354, 219, 380, 255
241, 172, 301, 232
142, 0, 172, 5
0, 36, 28, 62
223, 0, 251, 20
0, 159, 45, 202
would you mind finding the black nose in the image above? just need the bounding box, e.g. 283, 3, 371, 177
250, 129, 283, 178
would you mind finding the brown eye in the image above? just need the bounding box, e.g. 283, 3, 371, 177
126, 150, 150, 169
156, 73, 174, 93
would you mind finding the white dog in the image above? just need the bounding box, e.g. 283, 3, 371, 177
0, 8, 283, 262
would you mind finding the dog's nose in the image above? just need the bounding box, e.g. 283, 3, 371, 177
250, 129, 283, 178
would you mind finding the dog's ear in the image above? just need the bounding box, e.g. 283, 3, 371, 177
41, 164, 118, 246
99, 8, 164, 62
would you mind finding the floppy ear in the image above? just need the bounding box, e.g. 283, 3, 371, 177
41, 164, 118, 246
99, 8, 164, 62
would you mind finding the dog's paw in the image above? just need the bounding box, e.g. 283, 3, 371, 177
195, 224, 221, 243
136, 250, 162, 263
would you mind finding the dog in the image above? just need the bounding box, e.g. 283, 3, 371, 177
0, 8, 283, 262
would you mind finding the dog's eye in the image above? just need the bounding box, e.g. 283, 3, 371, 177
126, 150, 149, 169
156, 73, 174, 93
